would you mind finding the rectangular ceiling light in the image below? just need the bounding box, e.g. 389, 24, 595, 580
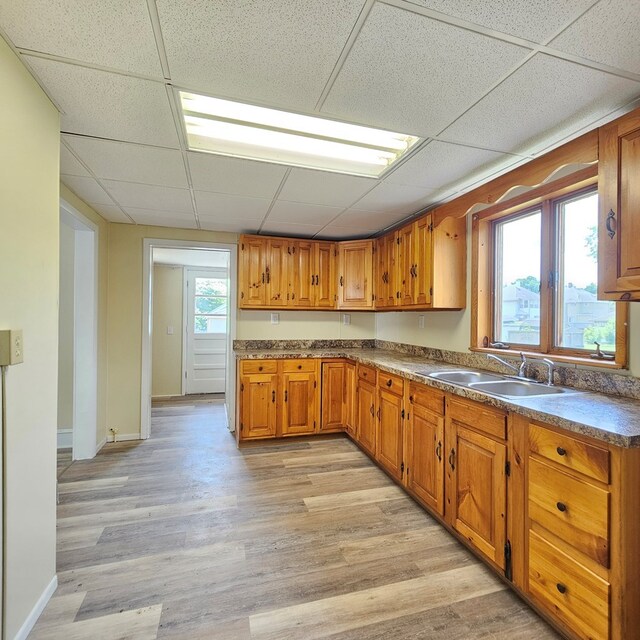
179, 91, 421, 177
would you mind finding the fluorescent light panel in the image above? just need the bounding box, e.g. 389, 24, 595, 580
180, 91, 421, 177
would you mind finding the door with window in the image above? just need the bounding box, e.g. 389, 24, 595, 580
186, 269, 228, 394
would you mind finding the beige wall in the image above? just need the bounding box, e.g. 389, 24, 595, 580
106, 224, 237, 436
59, 183, 110, 450
58, 220, 75, 431
0, 37, 59, 638
152, 265, 184, 397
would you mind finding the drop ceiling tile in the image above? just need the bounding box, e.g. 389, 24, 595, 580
316, 226, 377, 240
195, 191, 272, 220
24, 57, 179, 147
267, 201, 343, 225
102, 181, 194, 214
65, 137, 187, 188
156, 0, 366, 110
261, 222, 325, 238
330, 208, 409, 229
405, 0, 595, 43
351, 183, 436, 215
85, 204, 131, 224
61, 175, 114, 206
384, 141, 512, 189
199, 219, 262, 234
278, 168, 377, 207
550, 0, 640, 75
322, 3, 529, 136
187, 153, 287, 198
121, 206, 196, 220
0, 0, 162, 76
441, 53, 640, 155
60, 144, 90, 177
127, 210, 198, 230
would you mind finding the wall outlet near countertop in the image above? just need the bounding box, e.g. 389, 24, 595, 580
0, 329, 23, 365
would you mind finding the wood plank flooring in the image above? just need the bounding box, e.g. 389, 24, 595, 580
31, 398, 560, 639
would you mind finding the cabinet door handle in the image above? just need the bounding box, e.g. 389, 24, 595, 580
370, 404, 375, 416
449, 448, 456, 471
606, 209, 616, 239
284, 390, 288, 402
265, 267, 270, 283
435, 440, 442, 462
315, 275, 319, 285
272, 390, 275, 403
377, 407, 381, 420
386, 379, 393, 387
340, 276, 344, 286
556, 583, 567, 595
556, 447, 566, 456
556, 502, 567, 512
261, 272, 265, 283
311, 274, 315, 285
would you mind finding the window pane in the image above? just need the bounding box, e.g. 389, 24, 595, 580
494, 210, 542, 346
555, 191, 616, 351
195, 277, 227, 296
195, 296, 227, 315
195, 315, 227, 334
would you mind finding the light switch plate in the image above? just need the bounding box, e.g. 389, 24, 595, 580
343, 314, 351, 325
418, 315, 425, 329
270, 313, 279, 325
167, 325, 174, 335
0, 329, 24, 365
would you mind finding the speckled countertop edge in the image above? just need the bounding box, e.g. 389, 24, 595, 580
234, 347, 640, 448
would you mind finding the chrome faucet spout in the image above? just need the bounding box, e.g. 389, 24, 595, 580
486, 352, 528, 378
541, 358, 555, 386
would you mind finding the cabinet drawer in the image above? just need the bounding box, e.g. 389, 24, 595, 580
358, 364, 377, 383
529, 530, 609, 640
378, 371, 404, 396
281, 359, 317, 373
409, 383, 444, 415
529, 423, 610, 483
448, 396, 506, 440
529, 457, 609, 567
240, 360, 278, 374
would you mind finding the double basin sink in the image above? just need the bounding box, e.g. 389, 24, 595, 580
425, 370, 578, 399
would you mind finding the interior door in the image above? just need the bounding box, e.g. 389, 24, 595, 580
186, 269, 228, 394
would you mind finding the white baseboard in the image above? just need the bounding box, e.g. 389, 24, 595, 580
106, 433, 141, 443
95, 436, 107, 455
13, 574, 58, 640
57, 429, 73, 449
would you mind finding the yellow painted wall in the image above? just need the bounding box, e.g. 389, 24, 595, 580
59, 183, 110, 449
0, 37, 59, 638
152, 265, 184, 397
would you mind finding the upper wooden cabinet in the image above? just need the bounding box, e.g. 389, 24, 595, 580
598, 110, 640, 301
338, 240, 374, 309
375, 214, 466, 311
239, 235, 268, 308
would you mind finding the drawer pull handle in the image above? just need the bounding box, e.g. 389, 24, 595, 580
386, 379, 393, 387
297, 364, 302, 370
258, 366, 263, 371
556, 447, 566, 456
556, 583, 567, 595
556, 502, 567, 512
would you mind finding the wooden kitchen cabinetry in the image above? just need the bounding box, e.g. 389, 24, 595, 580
598, 110, 640, 301
320, 360, 356, 433
356, 364, 377, 456
376, 372, 405, 481
445, 396, 508, 569
238, 359, 319, 440
375, 232, 397, 308
405, 383, 445, 517
292, 240, 336, 308
338, 240, 374, 309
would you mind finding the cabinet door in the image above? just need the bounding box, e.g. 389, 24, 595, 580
267, 238, 291, 307
344, 362, 356, 438
398, 224, 415, 306
293, 241, 315, 307
240, 373, 277, 439
407, 401, 444, 516
357, 378, 376, 455
446, 421, 507, 568
338, 241, 374, 308
321, 362, 345, 432
599, 113, 640, 299
239, 236, 267, 307
316, 243, 336, 308
413, 215, 432, 306
377, 388, 404, 481
282, 371, 317, 435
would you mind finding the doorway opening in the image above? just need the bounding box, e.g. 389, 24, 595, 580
141, 240, 237, 440
57, 201, 99, 464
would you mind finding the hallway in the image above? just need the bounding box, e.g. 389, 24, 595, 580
31, 399, 558, 639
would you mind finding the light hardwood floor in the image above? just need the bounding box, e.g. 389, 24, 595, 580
32, 398, 560, 639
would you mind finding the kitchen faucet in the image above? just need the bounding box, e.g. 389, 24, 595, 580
486, 352, 528, 379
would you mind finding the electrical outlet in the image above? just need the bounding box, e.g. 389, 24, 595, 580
167, 325, 174, 335
270, 313, 279, 325
418, 315, 425, 329
0, 329, 23, 365
343, 314, 351, 326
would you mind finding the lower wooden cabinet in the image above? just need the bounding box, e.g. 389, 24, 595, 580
239, 371, 278, 439
377, 387, 404, 480
320, 360, 356, 434
281, 370, 317, 435
406, 383, 445, 516
344, 362, 356, 438
356, 369, 377, 456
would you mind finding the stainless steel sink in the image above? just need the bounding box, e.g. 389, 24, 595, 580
427, 370, 504, 384
468, 379, 571, 398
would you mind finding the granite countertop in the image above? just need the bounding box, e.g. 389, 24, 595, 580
235, 347, 640, 448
